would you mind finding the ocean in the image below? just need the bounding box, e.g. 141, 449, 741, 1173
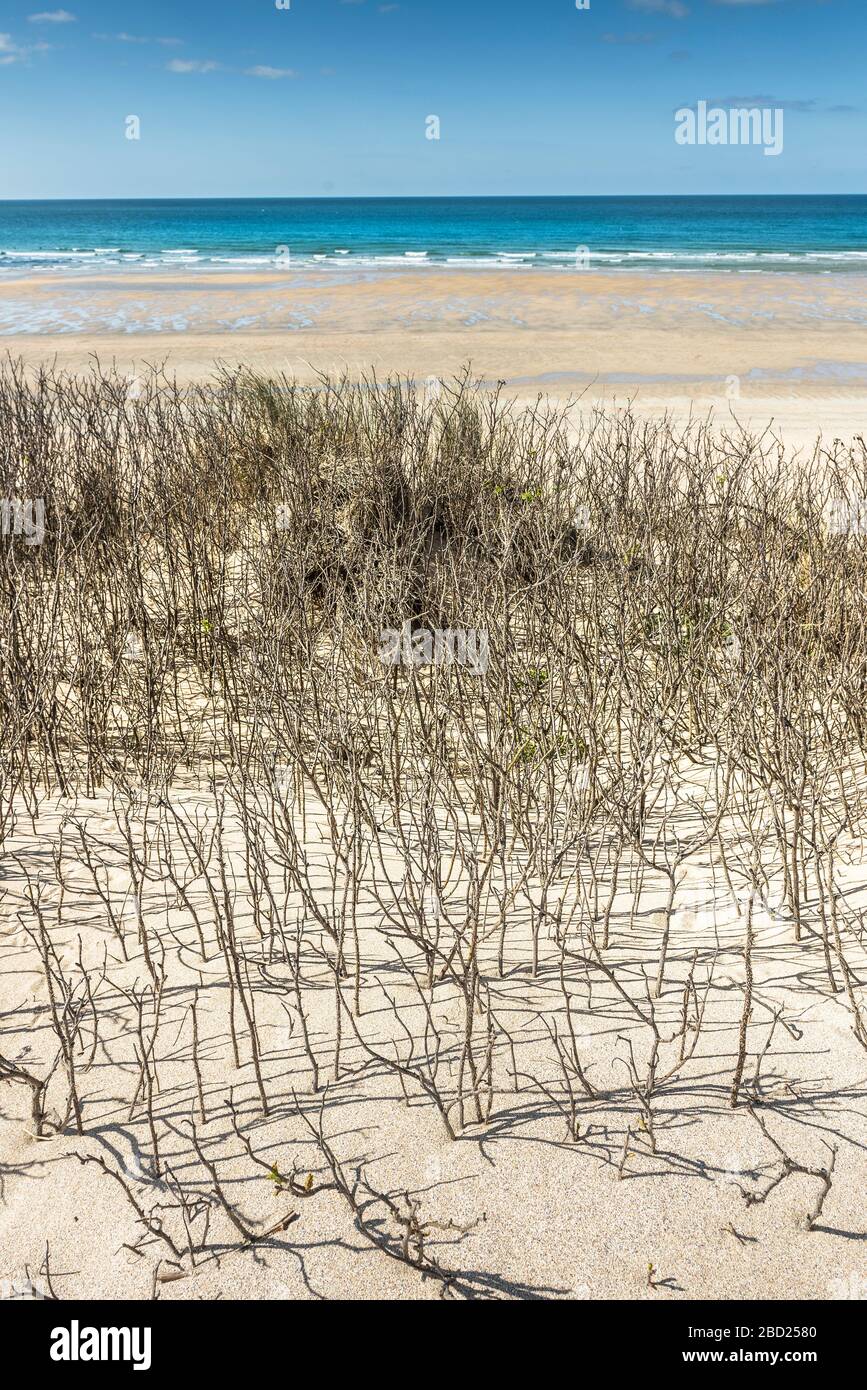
0, 195, 866, 275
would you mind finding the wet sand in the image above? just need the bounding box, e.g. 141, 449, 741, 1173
1, 267, 865, 450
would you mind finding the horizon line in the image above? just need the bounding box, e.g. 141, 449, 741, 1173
2, 191, 867, 205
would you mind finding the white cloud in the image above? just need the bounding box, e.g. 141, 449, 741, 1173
0, 30, 50, 62
245, 65, 298, 79
95, 32, 182, 47
27, 9, 76, 21
167, 58, 218, 74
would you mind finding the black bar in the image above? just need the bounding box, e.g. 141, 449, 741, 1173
2, 1297, 853, 1377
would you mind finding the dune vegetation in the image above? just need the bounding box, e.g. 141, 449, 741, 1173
1, 363, 866, 1300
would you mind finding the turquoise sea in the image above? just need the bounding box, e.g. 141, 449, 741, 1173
0, 196, 866, 275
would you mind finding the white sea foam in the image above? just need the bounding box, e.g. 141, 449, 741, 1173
1, 242, 866, 277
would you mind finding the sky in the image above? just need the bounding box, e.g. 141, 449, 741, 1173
0, 0, 863, 198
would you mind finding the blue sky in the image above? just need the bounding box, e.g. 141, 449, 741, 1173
0, 0, 863, 197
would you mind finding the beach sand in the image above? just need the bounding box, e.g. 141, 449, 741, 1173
2, 270, 867, 1304
2, 780, 866, 1303
2, 267, 865, 451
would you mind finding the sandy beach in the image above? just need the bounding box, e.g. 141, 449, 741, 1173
1, 365, 866, 1305
2, 266, 866, 449
2, 779, 866, 1303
